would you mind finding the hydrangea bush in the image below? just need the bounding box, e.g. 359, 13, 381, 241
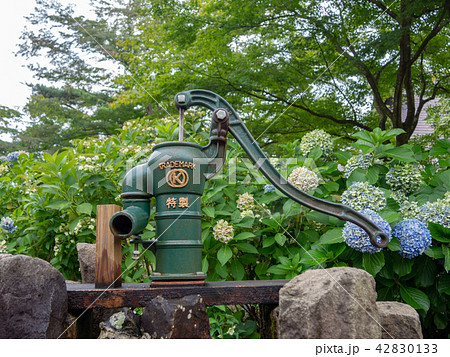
0, 124, 449, 338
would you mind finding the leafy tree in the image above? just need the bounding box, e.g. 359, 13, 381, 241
5, 0, 148, 152
116, 0, 449, 146
14, 84, 145, 152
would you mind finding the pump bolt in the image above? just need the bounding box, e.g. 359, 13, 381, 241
132, 250, 140, 260
216, 109, 227, 120
177, 94, 186, 103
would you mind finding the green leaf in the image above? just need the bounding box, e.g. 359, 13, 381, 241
324, 181, 339, 192
400, 286, 430, 311
383, 146, 416, 163
351, 130, 374, 144
393, 255, 414, 277
428, 222, 450, 243
346, 168, 366, 186
306, 211, 330, 225
254, 263, 268, 278
76, 203, 93, 215
233, 232, 255, 241
267, 264, 291, 275
260, 217, 279, 229
414, 258, 437, 288
380, 128, 406, 141
319, 228, 344, 244
215, 262, 228, 278
202, 256, 209, 274
217, 245, 233, 266
262, 236, 275, 248
366, 166, 379, 184
300, 250, 327, 265
47, 200, 72, 210
230, 259, 245, 280
388, 237, 401, 251
236, 216, 254, 228
234, 242, 259, 254
275, 233, 286, 246
308, 146, 323, 160
202, 206, 215, 218
437, 275, 450, 295
379, 210, 401, 224
377, 287, 394, 301
443, 245, 450, 273
282, 200, 302, 217
424, 246, 444, 259
362, 252, 385, 276
434, 314, 448, 330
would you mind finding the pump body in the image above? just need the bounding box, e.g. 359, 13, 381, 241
110, 108, 229, 281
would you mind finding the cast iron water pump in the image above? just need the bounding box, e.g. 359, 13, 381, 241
110, 89, 389, 283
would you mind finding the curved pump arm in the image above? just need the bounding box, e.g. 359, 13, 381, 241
175, 89, 389, 248
177, 96, 230, 181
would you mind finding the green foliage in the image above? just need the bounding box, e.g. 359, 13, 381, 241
11, 0, 450, 156
1, 119, 449, 337
208, 305, 259, 339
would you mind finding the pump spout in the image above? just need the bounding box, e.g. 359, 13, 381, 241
110, 163, 152, 239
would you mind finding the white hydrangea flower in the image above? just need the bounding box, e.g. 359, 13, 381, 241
342, 181, 386, 211
288, 167, 319, 192
386, 163, 422, 194
300, 129, 334, 158
344, 154, 373, 178
0, 239, 7, 253
240, 209, 255, 218
213, 219, 234, 243
237, 192, 255, 211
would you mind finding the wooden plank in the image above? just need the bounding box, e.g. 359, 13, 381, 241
95, 204, 122, 288
67, 280, 289, 311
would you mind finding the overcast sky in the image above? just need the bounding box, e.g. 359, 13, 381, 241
0, 1, 93, 110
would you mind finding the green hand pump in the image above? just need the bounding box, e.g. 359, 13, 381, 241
110, 89, 389, 283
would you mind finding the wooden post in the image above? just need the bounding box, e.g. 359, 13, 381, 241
95, 204, 122, 288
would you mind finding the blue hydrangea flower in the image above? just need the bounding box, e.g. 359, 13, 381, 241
263, 184, 275, 193
343, 209, 392, 253
0, 217, 16, 234
6, 152, 20, 162
393, 219, 432, 259
0, 156, 7, 163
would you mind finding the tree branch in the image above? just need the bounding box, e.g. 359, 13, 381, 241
366, 0, 399, 21
410, 5, 450, 64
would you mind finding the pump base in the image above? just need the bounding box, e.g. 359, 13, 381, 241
150, 279, 206, 287
150, 272, 206, 281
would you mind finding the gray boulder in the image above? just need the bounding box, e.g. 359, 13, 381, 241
76, 243, 96, 284
0, 254, 68, 338
279, 267, 382, 339
377, 301, 423, 339
141, 295, 211, 339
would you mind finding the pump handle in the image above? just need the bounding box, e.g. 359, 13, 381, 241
175, 89, 389, 248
